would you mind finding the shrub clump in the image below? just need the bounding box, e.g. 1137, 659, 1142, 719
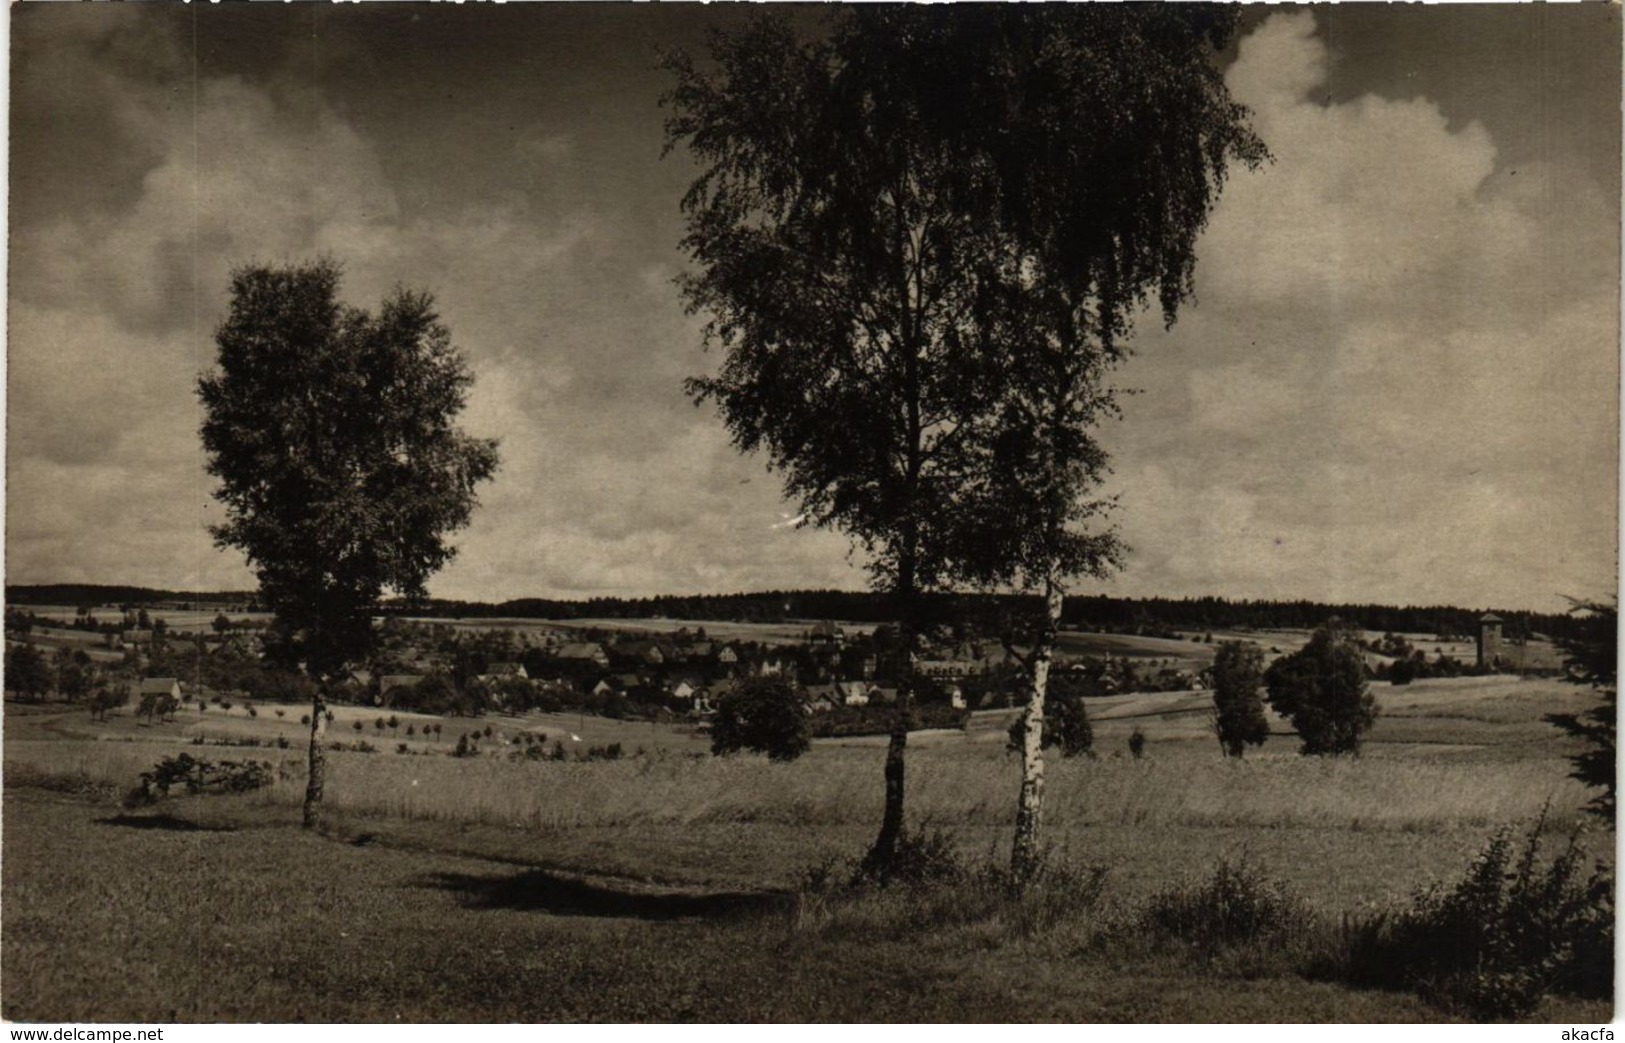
852, 825, 967, 889
128, 753, 275, 805
1332, 821, 1613, 1020
1137, 858, 1314, 955
798, 830, 1108, 942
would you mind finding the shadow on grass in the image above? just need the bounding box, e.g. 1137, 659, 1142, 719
420, 868, 792, 921
96, 812, 237, 833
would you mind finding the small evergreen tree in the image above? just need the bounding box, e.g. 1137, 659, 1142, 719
1263, 621, 1378, 755
1211, 641, 1269, 757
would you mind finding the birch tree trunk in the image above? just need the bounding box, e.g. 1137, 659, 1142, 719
871, 687, 910, 870
867, 559, 918, 878
302, 684, 330, 829
1011, 574, 1064, 884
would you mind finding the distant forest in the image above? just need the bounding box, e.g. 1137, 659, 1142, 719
5, 583, 1593, 641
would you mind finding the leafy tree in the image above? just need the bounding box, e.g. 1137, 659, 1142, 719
665, 8, 1263, 882
1263, 622, 1378, 755
199, 260, 497, 827
709, 677, 810, 762
89, 683, 128, 722
1546, 599, 1616, 819
1006, 679, 1093, 758
54, 648, 95, 703
1211, 641, 1269, 757
5, 643, 51, 701
665, 12, 1019, 870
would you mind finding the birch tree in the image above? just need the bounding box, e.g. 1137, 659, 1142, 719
907, 6, 1269, 882
663, 14, 1014, 874
665, 8, 1265, 881
198, 260, 498, 828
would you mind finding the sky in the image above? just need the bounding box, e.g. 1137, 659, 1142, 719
6, 4, 1619, 613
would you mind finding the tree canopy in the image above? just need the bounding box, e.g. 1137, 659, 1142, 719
1212, 640, 1270, 757
666, 13, 1011, 598
710, 677, 811, 762
1264, 622, 1379, 755
198, 260, 499, 680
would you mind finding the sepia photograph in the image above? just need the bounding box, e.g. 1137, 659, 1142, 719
4, 2, 1619, 1025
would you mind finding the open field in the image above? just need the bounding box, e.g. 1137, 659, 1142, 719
3, 674, 1612, 1022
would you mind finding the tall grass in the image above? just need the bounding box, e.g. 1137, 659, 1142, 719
6, 731, 1591, 835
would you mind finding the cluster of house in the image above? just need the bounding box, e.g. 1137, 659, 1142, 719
344, 620, 1010, 714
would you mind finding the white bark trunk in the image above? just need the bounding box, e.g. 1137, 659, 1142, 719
1012, 574, 1064, 884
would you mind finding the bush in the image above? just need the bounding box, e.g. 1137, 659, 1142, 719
1331, 820, 1613, 1019
1005, 683, 1093, 758
710, 677, 810, 762
1138, 858, 1314, 954
1264, 620, 1378, 755
130, 753, 275, 804
799, 836, 1109, 941
1389, 657, 1417, 686
1127, 728, 1146, 759
851, 825, 967, 889
1211, 641, 1268, 757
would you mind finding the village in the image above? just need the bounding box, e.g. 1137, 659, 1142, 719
3, 600, 1567, 741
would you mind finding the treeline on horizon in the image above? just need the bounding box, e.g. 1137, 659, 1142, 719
6, 583, 1593, 642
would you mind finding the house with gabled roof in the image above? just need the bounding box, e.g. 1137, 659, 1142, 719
137, 677, 182, 701
612, 640, 667, 667
556, 642, 609, 667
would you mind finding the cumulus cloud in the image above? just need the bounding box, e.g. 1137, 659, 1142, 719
7, 9, 1615, 612
1099, 11, 1617, 610
6, 11, 863, 600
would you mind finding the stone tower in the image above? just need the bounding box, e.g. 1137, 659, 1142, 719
1476, 613, 1503, 669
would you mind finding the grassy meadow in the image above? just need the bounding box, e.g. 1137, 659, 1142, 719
3, 672, 1613, 1022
